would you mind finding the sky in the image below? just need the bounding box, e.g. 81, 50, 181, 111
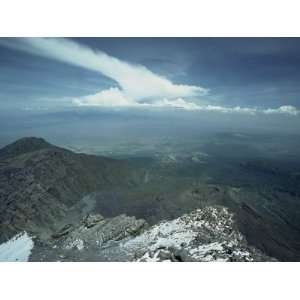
1, 37, 300, 147
1, 37, 300, 115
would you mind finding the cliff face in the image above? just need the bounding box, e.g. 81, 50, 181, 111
0, 138, 137, 241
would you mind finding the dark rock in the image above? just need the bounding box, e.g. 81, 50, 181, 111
52, 224, 74, 239
82, 214, 105, 228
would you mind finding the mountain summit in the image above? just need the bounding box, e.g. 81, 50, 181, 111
0, 137, 54, 160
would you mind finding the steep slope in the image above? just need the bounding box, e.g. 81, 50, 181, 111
0, 138, 140, 242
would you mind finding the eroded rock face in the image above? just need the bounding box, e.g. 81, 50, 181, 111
61, 213, 148, 251
82, 214, 105, 228
30, 206, 274, 262
51, 224, 74, 239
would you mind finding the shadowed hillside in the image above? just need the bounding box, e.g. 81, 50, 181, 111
0, 137, 142, 241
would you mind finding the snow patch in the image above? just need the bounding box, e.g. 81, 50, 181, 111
0, 232, 34, 262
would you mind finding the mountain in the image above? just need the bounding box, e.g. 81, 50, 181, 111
0, 137, 53, 160
0, 137, 294, 261
0, 137, 141, 242
3, 206, 274, 262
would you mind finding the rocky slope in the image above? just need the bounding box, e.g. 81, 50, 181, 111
28, 205, 273, 261
0, 137, 140, 242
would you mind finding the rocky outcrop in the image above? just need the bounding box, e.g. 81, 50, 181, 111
123, 206, 273, 261
51, 224, 74, 239
61, 213, 147, 250
30, 206, 274, 262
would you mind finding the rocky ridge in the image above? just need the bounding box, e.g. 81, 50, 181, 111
0, 137, 139, 242
29, 205, 274, 261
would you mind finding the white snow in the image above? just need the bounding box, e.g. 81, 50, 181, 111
124, 217, 197, 253
65, 238, 84, 250
122, 206, 256, 262
0, 232, 34, 262
189, 242, 225, 261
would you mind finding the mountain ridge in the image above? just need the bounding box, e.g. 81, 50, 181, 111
0, 137, 55, 160
0, 137, 141, 242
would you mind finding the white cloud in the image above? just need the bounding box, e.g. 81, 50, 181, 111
194, 104, 299, 115
152, 98, 202, 110
72, 87, 203, 110
73, 88, 136, 107
3, 38, 208, 100
73, 88, 299, 116
1, 38, 299, 117
196, 105, 257, 114
263, 105, 299, 116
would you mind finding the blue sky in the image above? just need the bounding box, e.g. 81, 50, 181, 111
0, 38, 300, 115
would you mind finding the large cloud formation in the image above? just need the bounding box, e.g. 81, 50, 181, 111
1, 38, 299, 115
2, 38, 207, 100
